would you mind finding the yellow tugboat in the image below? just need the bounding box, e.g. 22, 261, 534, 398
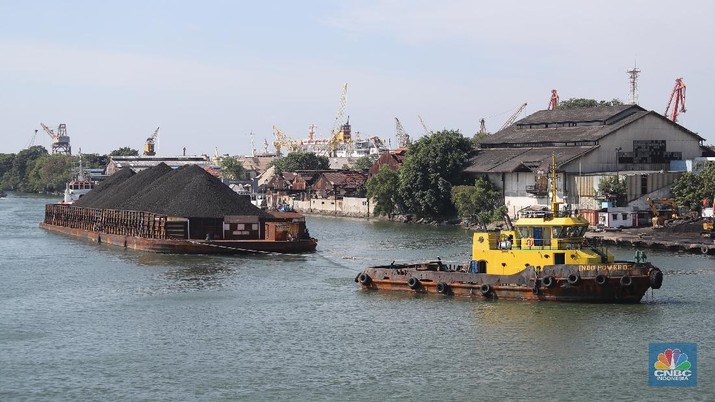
357, 156, 663, 303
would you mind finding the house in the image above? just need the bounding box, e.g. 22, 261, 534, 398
312, 171, 368, 198
369, 149, 407, 176
464, 105, 706, 216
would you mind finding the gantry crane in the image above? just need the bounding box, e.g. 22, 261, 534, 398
272, 125, 302, 156
143, 127, 160, 156
328, 83, 349, 156
40, 123, 71, 155
664, 78, 686, 122
498, 103, 528, 132
418, 115, 431, 136
548, 89, 559, 110
395, 117, 411, 148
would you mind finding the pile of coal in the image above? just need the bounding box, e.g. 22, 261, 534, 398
75, 164, 266, 218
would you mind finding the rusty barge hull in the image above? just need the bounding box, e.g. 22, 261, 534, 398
357, 262, 662, 303
40, 223, 317, 254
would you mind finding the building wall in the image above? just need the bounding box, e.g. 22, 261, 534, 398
292, 197, 374, 217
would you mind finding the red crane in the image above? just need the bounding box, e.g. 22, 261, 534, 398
548, 89, 559, 110
664, 78, 686, 122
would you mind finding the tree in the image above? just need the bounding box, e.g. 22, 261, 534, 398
272, 152, 330, 173
472, 131, 489, 147
220, 157, 247, 181
109, 147, 139, 156
451, 177, 506, 223
0, 153, 15, 189
27, 154, 74, 193
1, 146, 48, 191
366, 165, 401, 217
558, 98, 624, 109
597, 176, 627, 206
353, 154, 378, 170
672, 162, 715, 211
398, 130, 474, 220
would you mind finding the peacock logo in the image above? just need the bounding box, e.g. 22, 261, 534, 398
654, 348, 691, 371
649, 343, 697, 387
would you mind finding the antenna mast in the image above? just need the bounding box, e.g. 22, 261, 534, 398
627, 65, 641, 105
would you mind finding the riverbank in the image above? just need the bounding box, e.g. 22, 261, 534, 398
585, 224, 714, 255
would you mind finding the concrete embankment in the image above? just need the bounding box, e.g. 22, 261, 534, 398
586, 226, 714, 255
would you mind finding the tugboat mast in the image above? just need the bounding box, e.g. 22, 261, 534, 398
550, 153, 561, 214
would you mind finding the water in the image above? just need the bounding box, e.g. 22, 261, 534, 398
1, 193, 713, 401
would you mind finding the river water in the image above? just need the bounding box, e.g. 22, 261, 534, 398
1, 193, 713, 401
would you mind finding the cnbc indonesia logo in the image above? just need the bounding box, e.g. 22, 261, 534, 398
650, 343, 697, 387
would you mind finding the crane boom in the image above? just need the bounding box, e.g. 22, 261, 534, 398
499, 103, 528, 132
418, 115, 431, 135
664, 78, 686, 122
395, 117, 410, 148
143, 127, 160, 156
40, 122, 71, 154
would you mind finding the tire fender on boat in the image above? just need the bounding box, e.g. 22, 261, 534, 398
701, 245, 709, 254
567, 273, 581, 286
407, 277, 420, 289
358, 273, 372, 285
480, 283, 492, 296
436, 281, 450, 294
620, 275, 633, 287
649, 268, 663, 290
542, 276, 556, 288
595, 274, 608, 286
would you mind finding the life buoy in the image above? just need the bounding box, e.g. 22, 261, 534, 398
359, 273, 372, 285
567, 273, 581, 286
407, 277, 420, 289
620, 275, 633, 287
525, 238, 534, 248
595, 274, 608, 286
542, 276, 556, 288
436, 282, 450, 294
480, 283, 492, 296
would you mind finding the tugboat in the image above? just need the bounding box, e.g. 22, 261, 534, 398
61, 154, 94, 204
357, 156, 663, 303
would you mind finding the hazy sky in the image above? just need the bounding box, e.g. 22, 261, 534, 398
1, 0, 713, 156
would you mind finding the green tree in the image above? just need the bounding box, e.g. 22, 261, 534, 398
558, 98, 624, 109
598, 176, 627, 206
451, 177, 506, 223
353, 154, 378, 170
27, 154, 74, 193
109, 147, 139, 156
366, 165, 401, 217
472, 131, 489, 147
1, 146, 48, 191
272, 152, 330, 173
0, 153, 15, 189
220, 157, 247, 181
398, 130, 474, 220
672, 162, 715, 211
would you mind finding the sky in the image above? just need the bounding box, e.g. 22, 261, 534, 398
1, 0, 713, 157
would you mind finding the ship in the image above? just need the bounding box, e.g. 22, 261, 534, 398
356, 156, 663, 303
41, 163, 317, 254
61, 154, 94, 204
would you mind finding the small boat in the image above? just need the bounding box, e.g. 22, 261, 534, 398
61, 154, 94, 204
357, 156, 663, 303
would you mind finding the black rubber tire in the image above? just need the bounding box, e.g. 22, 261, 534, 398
354, 273, 361, 283
532, 286, 539, 294
407, 277, 420, 289
542, 276, 556, 288
567, 273, 581, 286
649, 268, 663, 290
358, 273, 372, 285
480, 283, 491, 296
620, 275, 633, 287
436, 282, 449, 294
595, 274, 608, 286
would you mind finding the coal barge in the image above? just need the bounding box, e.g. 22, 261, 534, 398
357, 158, 663, 303
40, 163, 317, 254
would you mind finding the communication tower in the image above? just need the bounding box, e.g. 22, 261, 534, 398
627, 65, 641, 105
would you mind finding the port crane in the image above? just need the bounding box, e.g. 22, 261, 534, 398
498, 102, 528, 132
328, 83, 349, 156
664, 78, 686, 122
418, 115, 431, 136
394, 117, 411, 148
40, 123, 72, 155
272, 125, 301, 156
143, 127, 160, 156
548, 89, 559, 110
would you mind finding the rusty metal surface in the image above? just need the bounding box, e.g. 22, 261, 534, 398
357, 261, 661, 303
40, 223, 317, 254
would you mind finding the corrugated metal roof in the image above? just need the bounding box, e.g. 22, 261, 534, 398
464, 146, 598, 173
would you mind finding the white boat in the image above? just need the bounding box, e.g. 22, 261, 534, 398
61, 155, 94, 204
